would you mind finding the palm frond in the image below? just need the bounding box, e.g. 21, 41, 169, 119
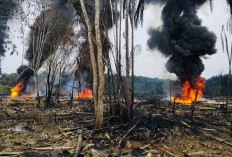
209, 0, 214, 12
134, 0, 145, 28
129, 0, 137, 21
123, 0, 127, 18
221, 32, 225, 52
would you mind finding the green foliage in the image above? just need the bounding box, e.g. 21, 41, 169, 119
0, 73, 17, 95
0, 72, 231, 97
204, 74, 232, 97
0, 85, 12, 91
0, 85, 13, 95
133, 76, 164, 97
104, 75, 164, 97
0, 73, 17, 86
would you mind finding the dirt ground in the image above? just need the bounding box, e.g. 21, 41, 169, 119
0, 97, 232, 157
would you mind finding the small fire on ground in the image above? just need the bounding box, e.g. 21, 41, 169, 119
10, 81, 33, 99
171, 75, 205, 105
75, 83, 93, 99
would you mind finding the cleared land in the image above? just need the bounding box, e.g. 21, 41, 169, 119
0, 98, 232, 156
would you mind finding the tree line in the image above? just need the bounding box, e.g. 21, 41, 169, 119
2, 73, 231, 98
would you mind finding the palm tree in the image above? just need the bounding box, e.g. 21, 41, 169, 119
221, 25, 232, 112
124, 0, 146, 119
125, 0, 131, 119
129, 0, 135, 118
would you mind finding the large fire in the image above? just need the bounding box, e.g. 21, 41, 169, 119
75, 83, 93, 99
10, 82, 24, 98
171, 75, 205, 105
10, 81, 33, 99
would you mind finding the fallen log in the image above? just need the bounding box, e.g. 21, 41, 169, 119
74, 125, 83, 157
61, 127, 80, 132
154, 145, 177, 157
187, 151, 206, 156
113, 122, 139, 156
0, 152, 23, 156
33, 146, 74, 150
202, 132, 232, 147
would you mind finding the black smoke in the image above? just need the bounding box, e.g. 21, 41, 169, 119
17, 0, 74, 93
0, 0, 18, 55
147, 0, 217, 84
16, 65, 34, 92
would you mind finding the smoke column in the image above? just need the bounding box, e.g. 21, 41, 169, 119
0, 0, 17, 55
16, 0, 74, 93
147, 0, 217, 84
0, 1, 19, 75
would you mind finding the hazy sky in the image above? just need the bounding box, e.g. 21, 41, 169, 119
2, 0, 231, 79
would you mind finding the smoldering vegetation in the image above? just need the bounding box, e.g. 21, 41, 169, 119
17, 4, 73, 93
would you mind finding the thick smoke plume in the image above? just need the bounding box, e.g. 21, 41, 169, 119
0, 0, 18, 55
148, 0, 217, 84
17, 0, 74, 93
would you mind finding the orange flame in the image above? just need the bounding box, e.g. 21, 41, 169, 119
23, 94, 33, 99
171, 75, 205, 105
10, 81, 33, 99
10, 81, 24, 98
75, 83, 93, 98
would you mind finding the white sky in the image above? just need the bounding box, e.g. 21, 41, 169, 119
2, 0, 231, 79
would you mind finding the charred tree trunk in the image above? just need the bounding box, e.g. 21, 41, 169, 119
108, 62, 117, 103
45, 62, 57, 107
226, 65, 231, 112
107, 68, 112, 113
118, 0, 123, 117
95, 0, 104, 129
79, 0, 98, 111
69, 81, 75, 108
80, 0, 104, 129
104, 0, 112, 114
34, 72, 40, 107
125, 0, 131, 120
131, 0, 135, 119
55, 72, 63, 105
221, 26, 232, 112
191, 88, 198, 119
46, 65, 52, 107
173, 98, 176, 116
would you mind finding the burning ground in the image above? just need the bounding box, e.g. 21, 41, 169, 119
9, 79, 93, 100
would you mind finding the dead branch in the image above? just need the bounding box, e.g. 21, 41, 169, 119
113, 122, 139, 156
74, 125, 83, 157
155, 144, 177, 157
202, 132, 232, 147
